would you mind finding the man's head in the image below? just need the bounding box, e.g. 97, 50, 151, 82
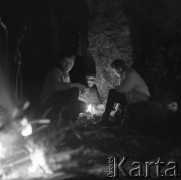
60, 52, 76, 72
166, 102, 178, 112
86, 73, 96, 88
111, 59, 133, 76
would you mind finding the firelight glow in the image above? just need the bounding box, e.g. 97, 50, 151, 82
21, 124, 32, 137
28, 145, 52, 175
86, 104, 96, 114
21, 117, 33, 137
0, 143, 6, 160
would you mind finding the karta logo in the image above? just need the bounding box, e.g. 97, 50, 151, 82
107, 156, 180, 178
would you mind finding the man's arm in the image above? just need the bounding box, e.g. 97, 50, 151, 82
51, 68, 86, 93
51, 68, 71, 92
115, 71, 135, 93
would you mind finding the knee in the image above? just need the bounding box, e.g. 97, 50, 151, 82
109, 89, 117, 95
69, 87, 79, 97
82, 102, 87, 112
76, 101, 87, 112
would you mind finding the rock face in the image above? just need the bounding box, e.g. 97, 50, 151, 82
88, 0, 133, 102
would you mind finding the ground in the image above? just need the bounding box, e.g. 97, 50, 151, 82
37, 117, 181, 179
1, 113, 181, 179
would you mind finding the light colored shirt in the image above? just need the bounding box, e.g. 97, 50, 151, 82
115, 68, 150, 104
40, 67, 71, 104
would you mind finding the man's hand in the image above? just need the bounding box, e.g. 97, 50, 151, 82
77, 83, 86, 93
71, 83, 86, 93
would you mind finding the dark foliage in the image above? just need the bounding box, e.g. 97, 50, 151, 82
123, 0, 181, 102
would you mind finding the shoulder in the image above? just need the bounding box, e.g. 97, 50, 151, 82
128, 68, 137, 75
125, 69, 135, 78
50, 67, 61, 73
47, 67, 63, 81
127, 69, 141, 78
48, 67, 62, 76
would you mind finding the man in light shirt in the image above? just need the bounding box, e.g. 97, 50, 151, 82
100, 59, 150, 125
40, 51, 86, 123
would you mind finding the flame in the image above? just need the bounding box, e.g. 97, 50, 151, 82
28, 143, 52, 175
86, 104, 96, 114
86, 104, 91, 113
0, 142, 6, 160
0, 143, 52, 179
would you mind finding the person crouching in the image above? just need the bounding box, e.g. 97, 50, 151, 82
99, 59, 150, 125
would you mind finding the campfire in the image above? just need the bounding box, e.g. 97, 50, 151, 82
0, 115, 53, 179
78, 104, 105, 124
86, 104, 96, 115
0, 111, 87, 180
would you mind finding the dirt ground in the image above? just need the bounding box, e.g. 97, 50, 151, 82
40, 117, 181, 179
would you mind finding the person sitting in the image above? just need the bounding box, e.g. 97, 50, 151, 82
79, 73, 101, 107
99, 59, 150, 125
40, 51, 86, 124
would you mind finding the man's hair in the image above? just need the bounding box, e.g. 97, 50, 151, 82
61, 50, 75, 59
86, 72, 96, 77
111, 59, 133, 70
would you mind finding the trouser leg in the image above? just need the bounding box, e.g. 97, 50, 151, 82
42, 88, 79, 120
69, 100, 87, 120
73, 100, 87, 113
68, 88, 82, 119
68, 88, 79, 103
103, 89, 127, 120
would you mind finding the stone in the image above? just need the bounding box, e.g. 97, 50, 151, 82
88, 0, 133, 101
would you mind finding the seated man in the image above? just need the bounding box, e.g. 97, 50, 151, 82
79, 73, 101, 107
99, 59, 150, 125
40, 51, 86, 123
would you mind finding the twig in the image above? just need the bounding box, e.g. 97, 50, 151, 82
41, 107, 52, 119
69, 125, 82, 140
31, 125, 49, 135
30, 119, 51, 125
1, 155, 30, 169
